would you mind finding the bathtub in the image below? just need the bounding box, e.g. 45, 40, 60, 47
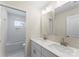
5, 41, 25, 57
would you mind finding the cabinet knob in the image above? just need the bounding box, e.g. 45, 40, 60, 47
33, 49, 36, 54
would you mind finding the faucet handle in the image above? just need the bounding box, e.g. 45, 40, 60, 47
66, 35, 69, 37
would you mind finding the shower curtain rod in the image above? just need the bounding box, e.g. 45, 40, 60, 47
0, 4, 26, 13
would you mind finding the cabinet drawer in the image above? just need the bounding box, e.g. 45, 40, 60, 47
42, 47, 58, 57
31, 41, 41, 52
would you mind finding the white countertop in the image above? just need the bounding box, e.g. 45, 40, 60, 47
31, 38, 79, 57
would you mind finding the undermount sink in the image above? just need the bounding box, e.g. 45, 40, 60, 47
48, 44, 75, 54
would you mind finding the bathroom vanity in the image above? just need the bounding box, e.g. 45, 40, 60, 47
31, 40, 57, 57
31, 38, 79, 57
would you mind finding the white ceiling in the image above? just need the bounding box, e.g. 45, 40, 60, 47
4, 1, 70, 10
25, 1, 55, 9
4, 1, 56, 9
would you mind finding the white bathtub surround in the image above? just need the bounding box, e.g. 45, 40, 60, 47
31, 38, 79, 57
6, 47, 25, 57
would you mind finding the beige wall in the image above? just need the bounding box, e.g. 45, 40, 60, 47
0, 1, 41, 56
4, 2, 41, 37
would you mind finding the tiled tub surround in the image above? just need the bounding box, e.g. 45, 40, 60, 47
31, 37, 79, 57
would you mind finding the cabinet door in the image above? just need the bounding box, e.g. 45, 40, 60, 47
42, 47, 58, 57
31, 41, 42, 57
31, 45, 41, 57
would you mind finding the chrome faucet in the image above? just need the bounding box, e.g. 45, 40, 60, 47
43, 34, 47, 40
60, 36, 69, 46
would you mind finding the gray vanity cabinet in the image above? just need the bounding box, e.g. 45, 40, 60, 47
42, 47, 58, 57
31, 41, 58, 57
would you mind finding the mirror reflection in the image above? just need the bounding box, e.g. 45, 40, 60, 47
41, 1, 79, 38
